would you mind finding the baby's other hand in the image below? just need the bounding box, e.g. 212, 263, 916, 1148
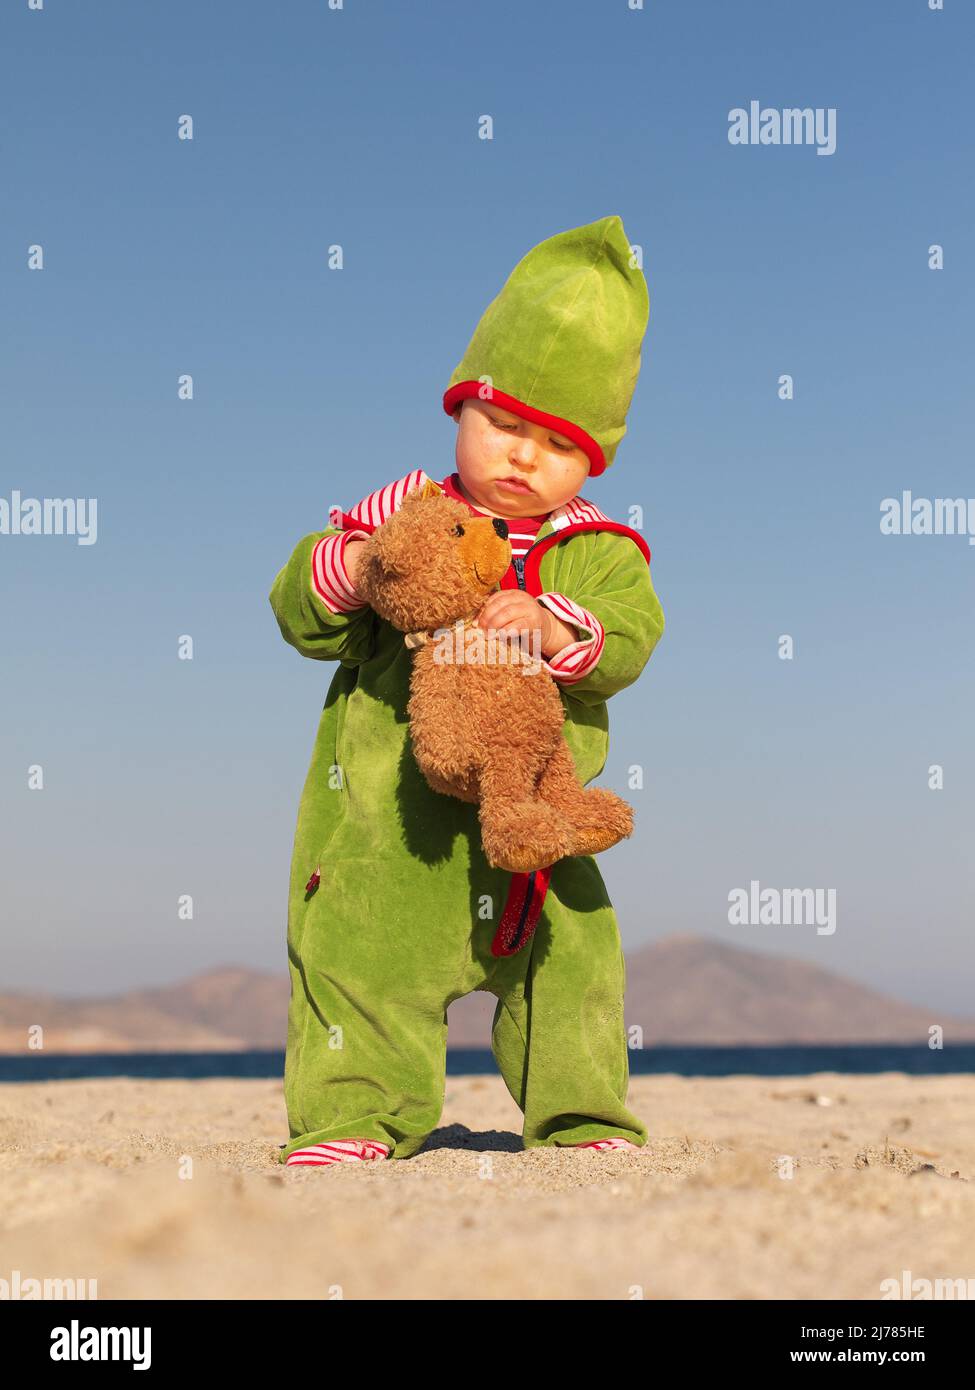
475, 591, 571, 660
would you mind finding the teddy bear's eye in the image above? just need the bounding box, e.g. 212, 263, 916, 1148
452, 523, 465, 537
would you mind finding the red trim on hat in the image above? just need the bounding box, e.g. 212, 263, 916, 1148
443, 381, 606, 478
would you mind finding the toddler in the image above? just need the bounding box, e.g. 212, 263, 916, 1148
270, 215, 665, 1166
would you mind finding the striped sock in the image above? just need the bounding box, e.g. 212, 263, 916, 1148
573, 1136, 640, 1151
285, 1139, 391, 1166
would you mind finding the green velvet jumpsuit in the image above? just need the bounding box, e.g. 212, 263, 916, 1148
269, 472, 665, 1161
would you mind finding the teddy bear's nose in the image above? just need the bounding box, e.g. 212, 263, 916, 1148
492, 518, 509, 540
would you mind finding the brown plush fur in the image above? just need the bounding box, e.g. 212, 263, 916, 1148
354, 479, 634, 873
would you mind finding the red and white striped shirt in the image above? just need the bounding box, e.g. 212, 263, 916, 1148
309, 469, 606, 684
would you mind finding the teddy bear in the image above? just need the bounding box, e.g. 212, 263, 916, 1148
351, 479, 635, 873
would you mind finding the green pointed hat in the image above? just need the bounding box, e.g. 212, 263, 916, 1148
442, 215, 648, 476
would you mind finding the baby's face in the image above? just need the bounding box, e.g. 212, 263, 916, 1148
452, 398, 590, 518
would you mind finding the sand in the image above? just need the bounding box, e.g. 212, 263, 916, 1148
1, 1073, 972, 1300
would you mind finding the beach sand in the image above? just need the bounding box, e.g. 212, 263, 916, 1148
1, 1073, 972, 1300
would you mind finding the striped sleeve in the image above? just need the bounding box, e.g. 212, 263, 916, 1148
311, 469, 433, 615
343, 468, 432, 531
311, 528, 372, 614
536, 591, 606, 684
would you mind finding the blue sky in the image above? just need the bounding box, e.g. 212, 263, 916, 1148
2, 0, 973, 1017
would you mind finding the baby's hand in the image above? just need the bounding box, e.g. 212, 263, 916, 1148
475, 591, 574, 660
344, 538, 368, 593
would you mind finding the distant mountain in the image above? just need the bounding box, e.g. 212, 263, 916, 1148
0, 967, 285, 1054
619, 934, 975, 1045
2, 937, 973, 1054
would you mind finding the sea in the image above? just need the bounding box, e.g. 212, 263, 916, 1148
1, 1044, 973, 1083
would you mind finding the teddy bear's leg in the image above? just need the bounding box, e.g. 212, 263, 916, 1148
487, 853, 648, 1149
477, 752, 573, 873
535, 738, 634, 856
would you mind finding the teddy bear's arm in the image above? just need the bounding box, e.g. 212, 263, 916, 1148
269, 529, 377, 665
539, 535, 665, 709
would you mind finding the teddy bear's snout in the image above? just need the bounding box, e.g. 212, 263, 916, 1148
461, 515, 512, 593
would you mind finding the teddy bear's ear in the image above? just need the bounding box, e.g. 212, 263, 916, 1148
401, 479, 442, 509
